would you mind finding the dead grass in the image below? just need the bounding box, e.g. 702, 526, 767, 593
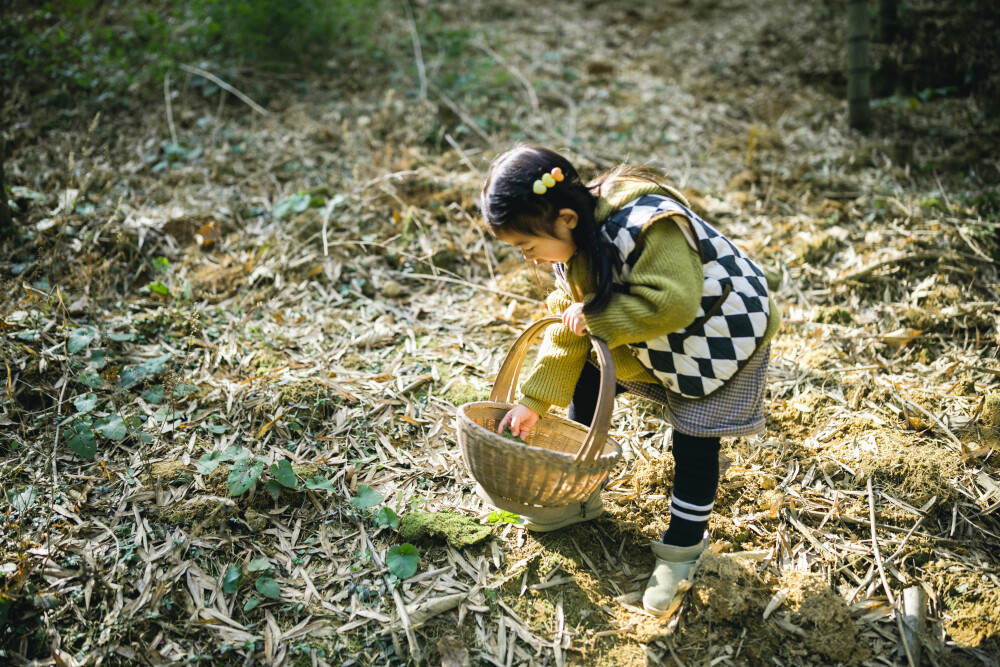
2, 0, 999, 665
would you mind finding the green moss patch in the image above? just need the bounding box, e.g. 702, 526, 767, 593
443, 379, 489, 406
981, 391, 1000, 428
398, 511, 491, 548
145, 460, 192, 484
812, 306, 853, 325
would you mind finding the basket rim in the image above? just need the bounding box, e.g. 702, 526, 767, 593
457, 400, 622, 467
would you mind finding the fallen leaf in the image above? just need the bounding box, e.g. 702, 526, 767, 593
195, 220, 222, 248
878, 327, 922, 348
438, 635, 470, 667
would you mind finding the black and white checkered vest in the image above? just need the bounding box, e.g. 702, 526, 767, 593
588, 194, 771, 398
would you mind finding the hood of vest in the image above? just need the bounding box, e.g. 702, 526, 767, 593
592, 175, 691, 223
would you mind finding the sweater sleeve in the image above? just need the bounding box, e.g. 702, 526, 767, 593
517, 286, 590, 415
583, 215, 703, 349
545, 285, 573, 315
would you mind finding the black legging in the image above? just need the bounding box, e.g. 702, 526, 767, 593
569, 361, 721, 547
567, 360, 626, 425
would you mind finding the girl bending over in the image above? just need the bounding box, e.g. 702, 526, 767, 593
479, 145, 780, 615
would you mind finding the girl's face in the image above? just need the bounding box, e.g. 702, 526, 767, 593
496, 209, 578, 265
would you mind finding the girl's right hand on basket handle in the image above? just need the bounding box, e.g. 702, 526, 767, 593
561, 302, 586, 336
497, 405, 539, 440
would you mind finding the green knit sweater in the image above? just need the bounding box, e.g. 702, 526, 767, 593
518, 179, 781, 416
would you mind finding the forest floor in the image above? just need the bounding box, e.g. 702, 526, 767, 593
3, 0, 1000, 665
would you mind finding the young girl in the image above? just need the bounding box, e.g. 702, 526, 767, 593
479, 145, 780, 615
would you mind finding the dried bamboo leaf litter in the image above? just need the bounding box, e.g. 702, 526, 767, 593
2, 0, 999, 665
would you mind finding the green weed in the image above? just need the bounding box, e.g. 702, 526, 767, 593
2, 0, 389, 113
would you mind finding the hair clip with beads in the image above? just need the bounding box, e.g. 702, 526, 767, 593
532, 167, 565, 194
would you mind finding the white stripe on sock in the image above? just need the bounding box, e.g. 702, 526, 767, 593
671, 507, 711, 523
671, 495, 714, 513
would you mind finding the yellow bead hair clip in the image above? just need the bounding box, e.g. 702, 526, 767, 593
532, 167, 565, 195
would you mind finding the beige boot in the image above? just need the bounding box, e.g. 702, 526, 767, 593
520, 489, 604, 532
642, 538, 706, 615
475, 484, 604, 532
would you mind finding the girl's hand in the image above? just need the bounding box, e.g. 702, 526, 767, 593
562, 302, 587, 336
497, 405, 539, 440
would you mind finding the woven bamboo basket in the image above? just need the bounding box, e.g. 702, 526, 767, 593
457, 316, 621, 512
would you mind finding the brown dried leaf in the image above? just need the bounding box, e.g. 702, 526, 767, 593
438, 635, 470, 667
877, 327, 922, 348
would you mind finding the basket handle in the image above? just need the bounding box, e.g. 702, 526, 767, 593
489, 315, 615, 466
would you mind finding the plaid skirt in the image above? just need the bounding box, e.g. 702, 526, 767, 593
618, 344, 770, 438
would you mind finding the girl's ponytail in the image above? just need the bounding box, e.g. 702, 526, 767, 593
579, 192, 614, 316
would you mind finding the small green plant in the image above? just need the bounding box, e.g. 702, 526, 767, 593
375, 506, 400, 530
349, 485, 401, 530
303, 476, 335, 492
6, 487, 38, 513
65, 418, 98, 459
385, 544, 419, 580
195, 446, 334, 498
487, 509, 524, 526
118, 353, 174, 390
240, 556, 281, 611
349, 485, 383, 510
222, 565, 244, 595
63, 396, 144, 460
142, 256, 172, 297
272, 192, 320, 221
350, 548, 372, 572
499, 427, 526, 443
66, 326, 97, 354
228, 457, 266, 496
148, 142, 203, 175
196, 445, 244, 474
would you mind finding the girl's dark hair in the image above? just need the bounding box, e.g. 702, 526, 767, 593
480, 145, 616, 315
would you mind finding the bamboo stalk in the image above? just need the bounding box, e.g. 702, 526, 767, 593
847, 0, 872, 130
0, 133, 11, 235
899, 586, 926, 665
